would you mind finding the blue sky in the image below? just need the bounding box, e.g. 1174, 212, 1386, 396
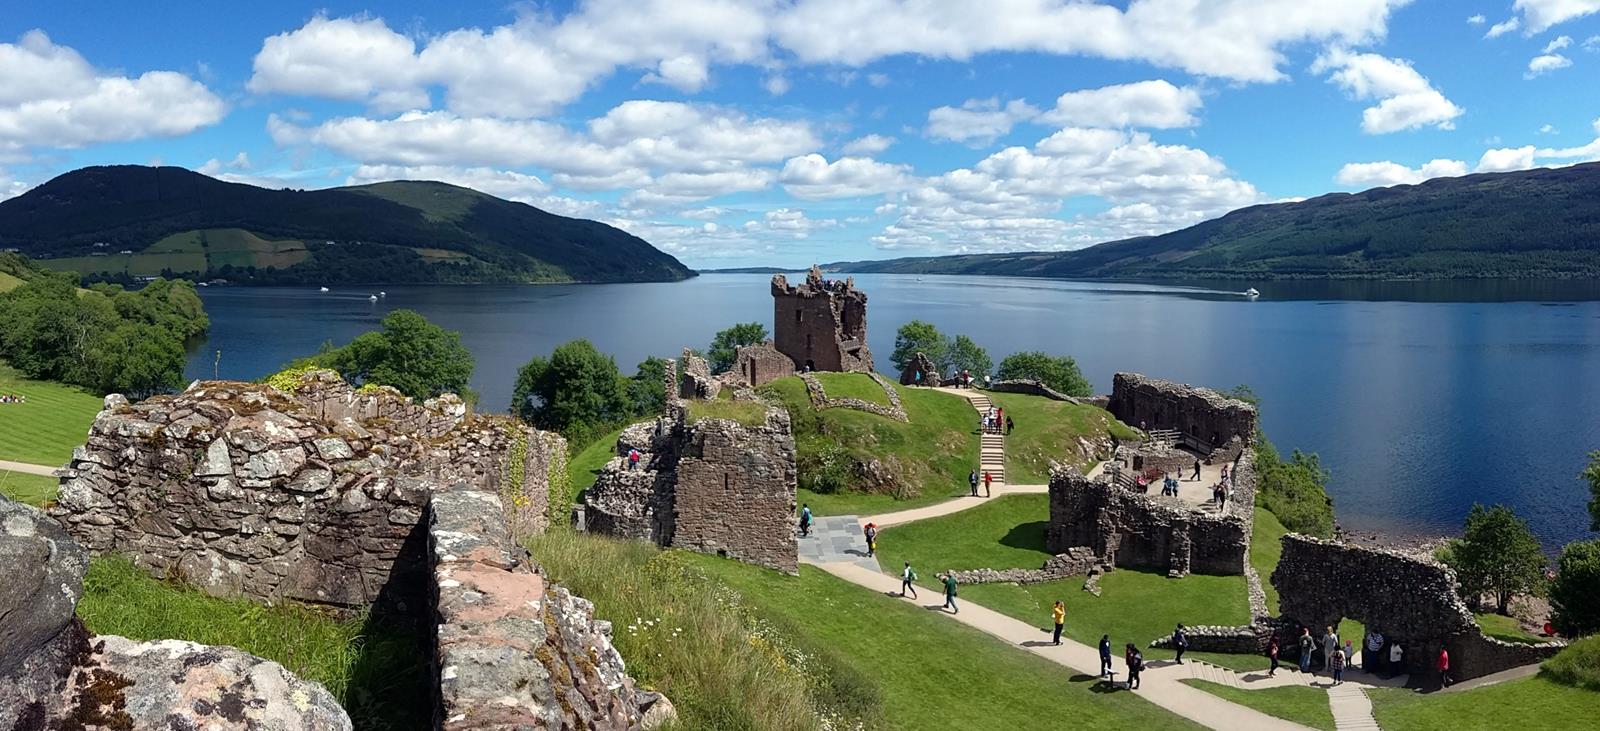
3, 1, 1599, 268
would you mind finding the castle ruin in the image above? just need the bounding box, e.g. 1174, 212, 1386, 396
771, 266, 872, 373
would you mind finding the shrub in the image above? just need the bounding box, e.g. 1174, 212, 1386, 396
707, 322, 768, 374
1543, 635, 1600, 692
1442, 504, 1547, 615
1550, 539, 1600, 636
1254, 445, 1336, 537
323, 309, 474, 401
996, 351, 1092, 397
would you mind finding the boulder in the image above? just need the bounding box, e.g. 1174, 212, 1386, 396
898, 351, 940, 386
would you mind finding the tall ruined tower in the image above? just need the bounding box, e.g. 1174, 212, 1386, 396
771, 266, 873, 373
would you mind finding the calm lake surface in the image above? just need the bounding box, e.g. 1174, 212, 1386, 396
186, 274, 1600, 550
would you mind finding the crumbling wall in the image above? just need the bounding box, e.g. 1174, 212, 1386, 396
49, 372, 561, 612
429, 488, 671, 730
771, 266, 873, 373
1272, 535, 1566, 681
1106, 373, 1256, 454
583, 400, 799, 573
798, 371, 908, 422
899, 352, 940, 386
1, 493, 352, 730
987, 379, 1081, 403
678, 348, 722, 400
728, 342, 795, 389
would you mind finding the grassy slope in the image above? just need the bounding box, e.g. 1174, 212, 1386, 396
1368, 677, 1599, 731
686, 552, 1206, 731
0, 270, 22, 292
1474, 613, 1544, 644
763, 375, 979, 516
986, 391, 1138, 484
1181, 679, 1335, 731
568, 425, 627, 498
78, 555, 429, 730
0, 470, 58, 506
0, 364, 103, 465
1252, 508, 1289, 615
812, 371, 892, 405
875, 493, 1262, 671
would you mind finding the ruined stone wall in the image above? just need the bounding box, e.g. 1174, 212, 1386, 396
583, 401, 799, 573
1046, 454, 1255, 577
429, 488, 670, 730
728, 342, 795, 389
678, 348, 722, 400
986, 379, 1082, 403
49, 372, 561, 612
799, 371, 908, 422
1107, 373, 1256, 454
1272, 535, 1565, 681
771, 266, 873, 373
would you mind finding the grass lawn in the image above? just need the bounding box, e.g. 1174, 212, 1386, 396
1, 470, 58, 506
986, 391, 1139, 484
686, 398, 768, 426
1181, 679, 1335, 731
811, 371, 892, 405
763, 376, 978, 516
1252, 507, 1289, 615
873, 493, 1264, 670
0, 364, 103, 466
78, 555, 429, 730
0, 270, 23, 292
1368, 676, 1600, 731
1474, 613, 1544, 644
567, 425, 627, 499
687, 552, 1206, 730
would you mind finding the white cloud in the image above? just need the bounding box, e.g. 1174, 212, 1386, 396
779, 154, 912, 199
347, 164, 548, 198
1539, 123, 1559, 134
1545, 35, 1575, 51
1312, 49, 1463, 133
926, 98, 1039, 145
1334, 158, 1468, 187
1039, 80, 1202, 129
1485, 18, 1522, 37
763, 74, 791, 96
247, 16, 428, 112
743, 208, 838, 239
0, 30, 225, 153
1585, 35, 1600, 50
866, 72, 891, 87
841, 134, 895, 155
1526, 52, 1573, 77
1511, 0, 1600, 34
1467, 14, 1487, 24
0, 169, 29, 201
1476, 146, 1538, 172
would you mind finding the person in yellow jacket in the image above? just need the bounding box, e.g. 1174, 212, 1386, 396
1051, 601, 1066, 645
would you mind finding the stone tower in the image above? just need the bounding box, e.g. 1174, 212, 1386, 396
770, 266, 873, 373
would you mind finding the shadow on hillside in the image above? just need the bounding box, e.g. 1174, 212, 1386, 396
1000, 521, 1049, 553
342, 612, 433, 731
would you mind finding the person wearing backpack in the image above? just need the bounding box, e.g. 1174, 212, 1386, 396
1298, 627, 1315, 674
863, 522, 878, 557
1051, 601, 1066, 645
901, 562, 918, 599
941, 573, 959, 614
1172, 624, 1189, 664
1125, 643, 1144, 690
798, 504, 812, 537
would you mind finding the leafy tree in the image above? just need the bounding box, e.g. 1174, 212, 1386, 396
82, 323, 186, 398
511, 339, 632, 444
890, 320, 948, 374
1584, 450, 1600, 532
707, 322, 769, 373
1549, 539, 1600, 636
628, 356, 670, 417
1442, 504, 1548, 615
996, 351, 1092, 396
324, 309, 475, 401
945, 335, 993, 380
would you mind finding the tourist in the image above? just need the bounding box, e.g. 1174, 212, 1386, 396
1099, 635, 1114, 677
901, 562, 918, 599
982, 470, 992, 497
799, 504, 812, 537
1268, 636, 1281, 677
1172, 624, 1189, 664
864, 522, 878, 557
1437, 647, 1451, 688
1365, 631, 1384, 674
1005, 415, 1014, 435
969, 469, 979, 496
1298, 628, 1315, 674
914, 369, 923, 386
1388, 641, 1404, 679
1330, 645, 1346, 685
1125, 643, 1143, 690
1051, 600, 1066, 645
1321, 626, 1339, 674
1191, 459, 1201, 481
941, 573, 959, 614
628, 448, 640, 471
1543, 621, 1556, 637
1220, 464, 1230, 482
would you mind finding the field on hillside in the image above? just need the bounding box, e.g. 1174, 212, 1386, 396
986, 391, 1140, 484
1368, 676, 1599, 730
36, 227, 310, 277
0, 364, 103, 465
0, 270, 23, 292
762, 374, 980, 516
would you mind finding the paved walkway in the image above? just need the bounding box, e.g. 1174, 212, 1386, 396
798, 515, 880, 572
932, 386, 1007, 487
0, 459, 59, 477
859, 483, 1047, 528
1328, 683, 1380, 731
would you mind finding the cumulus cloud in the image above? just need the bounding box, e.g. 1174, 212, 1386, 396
743, 208, 838, 239
925, 98, 1040, 145
1313, 49, 1463, 133
1485, 18, 1522, 38
779, 154, 912, 199
1334, 158, 1469, 187
0, 30, 225, 154
1510, 0, 1600, 34
1467, 14, 1486, 24
1039, 79, 1202, 129
1476, 146, 1538, 172
0, 169, 29, 201
841, 134, 895, 155
1526, 52, 1573, 77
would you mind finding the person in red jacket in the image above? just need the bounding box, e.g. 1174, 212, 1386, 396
1437, 647, 1452, 688
982, 470, 993, 497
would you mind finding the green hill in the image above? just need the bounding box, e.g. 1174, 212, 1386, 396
827, 161, 1600, 280
0, 165, 693, 285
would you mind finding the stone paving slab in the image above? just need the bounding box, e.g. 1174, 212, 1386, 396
798, 515, 879, 572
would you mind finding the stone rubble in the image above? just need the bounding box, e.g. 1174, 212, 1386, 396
798, 371, 908, 422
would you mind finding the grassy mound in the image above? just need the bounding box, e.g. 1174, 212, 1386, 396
1543, 635, 1600, 691
0, 364, 103, 466
1368, 676, 1598, 730
1181, 679, 1335, 731
986, 391, 1138, 484
1475, 613, 1544, 645
811, 371, 892, 405
761, 374, 979, 516
0, 470, 57, 506
686, 398, 768, 427
78, 555, 430, 730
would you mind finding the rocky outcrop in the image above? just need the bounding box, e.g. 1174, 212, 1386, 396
48, 372, 563, 613
899, 352, 940, 386
1106, 373, 1256, 455
0, 493, 351, 730
430, 487, 671, 730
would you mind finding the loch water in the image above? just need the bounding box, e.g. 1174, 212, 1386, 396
186, 274, 1600, 550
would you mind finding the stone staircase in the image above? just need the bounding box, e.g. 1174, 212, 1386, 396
968, 392, 1006, 487
1328, 683, 1380, 731
1185, 659, 1245, 689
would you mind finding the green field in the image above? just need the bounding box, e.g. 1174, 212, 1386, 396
1368, 676, 1599, 731
811, 371, 893, 405
36, 227, 310, 277
1181, 679, 1335, 731
0, 270, 23, 292
568, 425, 627, 498
0, 364, 103, 466
1474, 613, 1544, 644
987, 391, 1139, 484
0, 470, 57, 506
763, 374, 980, 516
876, 493, 1053, 572
1252, 508, 1289, 614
